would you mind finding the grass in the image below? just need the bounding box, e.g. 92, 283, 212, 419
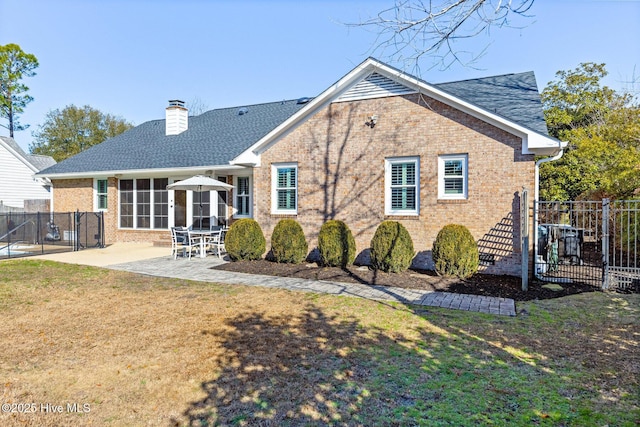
0, 259, 638, 426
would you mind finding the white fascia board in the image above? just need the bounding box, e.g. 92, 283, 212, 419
375, 63, 561, 156
231, 57, 562, 162
523, 138, 569, 156
38, 164, 248, 180
230, 59, 384, 166
0, 138, 40, 174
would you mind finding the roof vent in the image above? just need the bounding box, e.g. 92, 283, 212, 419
296, 97, 311, 105
238, 107, 249, 115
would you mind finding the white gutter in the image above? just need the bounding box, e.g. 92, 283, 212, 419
533, 140, 566, 282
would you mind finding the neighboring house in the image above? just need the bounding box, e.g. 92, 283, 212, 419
37, 58, 564, 275
0, 136, 56, 211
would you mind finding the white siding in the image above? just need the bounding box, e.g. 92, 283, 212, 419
0, 145, 51, 208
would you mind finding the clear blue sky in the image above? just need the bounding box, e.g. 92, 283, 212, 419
2, 0, 639, 152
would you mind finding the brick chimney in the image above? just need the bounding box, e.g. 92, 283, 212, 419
165, 100, 188, 135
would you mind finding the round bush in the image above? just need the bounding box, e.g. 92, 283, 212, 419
370, 221, 415, 273
271, 219, 308, 264
225, 219, 266, 261
432, 224, 479, 279
318, 220, 356, 267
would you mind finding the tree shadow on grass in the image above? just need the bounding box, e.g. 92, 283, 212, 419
177, 304, 418, 426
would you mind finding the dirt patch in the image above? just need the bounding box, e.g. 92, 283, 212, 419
213, 260, 599, 301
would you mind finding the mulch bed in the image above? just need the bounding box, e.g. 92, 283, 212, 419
212, 260, 599, 301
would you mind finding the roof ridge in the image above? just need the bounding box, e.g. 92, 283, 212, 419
435, 71, 534, 86
200, 98, 307, 114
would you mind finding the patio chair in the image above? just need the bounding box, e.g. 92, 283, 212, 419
170, 227, 186, 259
207, 228, 226, 258
172, 228, 202, 259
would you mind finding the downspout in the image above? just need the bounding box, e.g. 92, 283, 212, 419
533, 140, 565, 281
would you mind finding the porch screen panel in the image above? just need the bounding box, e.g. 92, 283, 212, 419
276, 167, 296, 210
154, 178, 168, 229
136, 179, 151, 229
119, 179, 134, 228
217, 176, 228, 226
390, 162, 416, 210
192, 191, 210, 228
236, 177, 250, 216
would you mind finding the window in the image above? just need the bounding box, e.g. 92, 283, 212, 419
96, 179, 108, 211
235, 176, 251, 217
385, 157, 419, 215
272, 163, 297, 214
119, 179, 134, 228
438, 154, 468, 199
118, 178, 170, 229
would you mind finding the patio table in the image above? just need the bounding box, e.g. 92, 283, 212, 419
188, 229, 217, 258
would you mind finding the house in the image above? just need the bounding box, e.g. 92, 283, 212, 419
37, 58, 564, 275
0, 136, 55, 211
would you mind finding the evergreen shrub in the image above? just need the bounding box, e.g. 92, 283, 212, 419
370, 221, 415, 273
225, 219, 266, 261
271, 219, 308, 264
318, 220, 356, 267
432, 224, 479, 279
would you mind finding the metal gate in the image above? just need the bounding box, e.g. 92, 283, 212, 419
534, 199, 640, 291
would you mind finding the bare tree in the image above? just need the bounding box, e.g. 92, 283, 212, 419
188, 97, 210, 116
348, 0, 534, 71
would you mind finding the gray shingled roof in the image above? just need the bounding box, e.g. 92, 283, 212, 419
39, 67, 548, 176
434, 71, 549, 136
39, 99, 307, 175
0, 136, 56, 171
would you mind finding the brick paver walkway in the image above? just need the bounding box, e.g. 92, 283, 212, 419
109, 256, 516, 317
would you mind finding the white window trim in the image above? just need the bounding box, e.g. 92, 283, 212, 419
438, 154, 468, 200
271, 162, 298, 215
385, 156, 420, 216
233, 175, 252, 218
94, 178, 108, 212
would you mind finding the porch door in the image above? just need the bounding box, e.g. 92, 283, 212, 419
174, 190, 187, 227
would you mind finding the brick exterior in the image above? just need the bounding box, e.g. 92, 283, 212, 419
50, 94, 536, 276
254, 94, 535, 276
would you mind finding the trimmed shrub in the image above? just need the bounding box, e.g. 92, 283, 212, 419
318, 220, 356, 267
370, 221, 415, 273
225, 219, 266, 261
271, 219, 308, 264
432, 224, 479, 279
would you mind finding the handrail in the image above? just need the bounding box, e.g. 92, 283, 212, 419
0, 220, 34, 241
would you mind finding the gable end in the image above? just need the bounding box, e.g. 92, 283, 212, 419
335, 72, 417, 103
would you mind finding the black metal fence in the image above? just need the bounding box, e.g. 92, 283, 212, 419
534, 200, 640, 291
0, 211, 105, 260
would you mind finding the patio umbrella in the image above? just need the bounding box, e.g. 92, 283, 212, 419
167, 175, 234, 229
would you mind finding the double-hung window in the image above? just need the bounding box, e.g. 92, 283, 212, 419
385, 157, 419, 215
438, 154, 468, 199
272, 163, 297, 214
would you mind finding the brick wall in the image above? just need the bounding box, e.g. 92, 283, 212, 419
254, 94, 535, 276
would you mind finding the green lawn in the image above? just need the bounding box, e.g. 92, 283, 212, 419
0, 259, 638, 426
